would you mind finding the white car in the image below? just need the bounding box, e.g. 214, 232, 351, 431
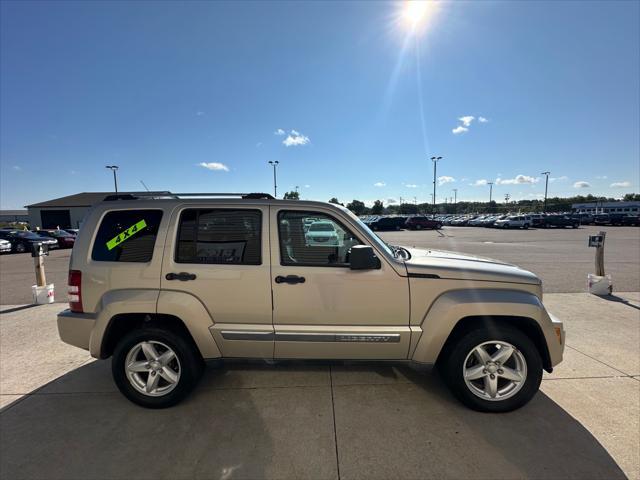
0, 239, 11, 253
305, 221, 340, 246
494, 215, 532, 229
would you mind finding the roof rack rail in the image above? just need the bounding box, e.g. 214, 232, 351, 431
103, 192, 275, 201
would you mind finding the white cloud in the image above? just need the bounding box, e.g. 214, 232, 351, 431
610, 181, 631, 188
373, 182, 386, 187
304, 184, 311, 188
438, 176, 455, 186
478, 116, 489, 123
283, 130, 310, 147
574, 181, 591, 188
198, 162, 229, 172
595, 175, 608, 180
196, 111, 205, 116
386, 198, 398, 205
12, 165, 21, 171
496, 175, 540, 185
471, 179, 488, 186
256, 142, 263, 147
549, 176, 568, 182
459, 116, 474, 127
274, 128, 285, 136
452, 125, 468, 135
404, 183, 418, 188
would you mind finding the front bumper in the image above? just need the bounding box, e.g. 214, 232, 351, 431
57, 309, 97, 352
545, 310, 565, 368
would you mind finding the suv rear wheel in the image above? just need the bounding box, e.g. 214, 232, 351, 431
440, 325, 542, 412
112, 327, 204, 408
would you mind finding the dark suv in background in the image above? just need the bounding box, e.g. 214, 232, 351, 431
405, 216, 442, 230
543, 215, 579, 228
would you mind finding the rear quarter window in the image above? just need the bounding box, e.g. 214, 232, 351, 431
91, 210, 163, 262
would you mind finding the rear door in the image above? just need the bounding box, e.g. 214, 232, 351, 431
161, 204, 273, 358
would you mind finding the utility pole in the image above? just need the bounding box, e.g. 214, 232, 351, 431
541, 171, 550, 212
453, 189, 457, 204
268, 160, 279, 197
295, 185, 299, 194
430, 156, 442, 210
487, 182, 494, 204
105, 165, 119, 193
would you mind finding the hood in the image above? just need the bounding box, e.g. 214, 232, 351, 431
403, 247, 541, 285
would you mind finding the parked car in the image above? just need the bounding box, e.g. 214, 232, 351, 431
305, 221, 340, 246
542, 215, 579, 229
404, 216, 442, 230
34, 229, 76, 248
621, 215, 640, 226
494, 215, 531, 229
57, 193, 564, 412
63, 229, 80, 236
0, 230, 58, 253
368, 216, 405, 231
0, 238, 12, 253
594, 213, 629, 226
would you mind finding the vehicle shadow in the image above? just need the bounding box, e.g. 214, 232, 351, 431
0, 361, 626, 480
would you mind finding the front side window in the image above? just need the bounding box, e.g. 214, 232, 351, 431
176, 209, 261, 265
92, 210, 163, 262
278, 211, 361, 266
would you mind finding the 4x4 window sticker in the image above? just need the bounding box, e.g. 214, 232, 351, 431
105, 219, 147, 251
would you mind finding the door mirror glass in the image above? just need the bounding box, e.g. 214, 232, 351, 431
349, 245, 381, 270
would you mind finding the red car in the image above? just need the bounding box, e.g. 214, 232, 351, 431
33, 229, 76, 248
404, 216, 442, 230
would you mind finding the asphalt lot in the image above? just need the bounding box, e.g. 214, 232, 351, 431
0, 225, 639, 305
1, 293, 638, 479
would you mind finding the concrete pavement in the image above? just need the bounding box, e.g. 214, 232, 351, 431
1, 293, 638, 479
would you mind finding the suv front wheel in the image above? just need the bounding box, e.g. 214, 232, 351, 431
440, 325, 542, 412
112, 327, 204, 408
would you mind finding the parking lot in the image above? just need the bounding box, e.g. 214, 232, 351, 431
0, 226, 638, 479
1, 225, 638, 305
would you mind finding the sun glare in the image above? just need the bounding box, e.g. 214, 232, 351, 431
402, 1, 435, 31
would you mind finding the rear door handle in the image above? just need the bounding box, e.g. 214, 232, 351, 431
165, 272, 197, 281
275, 275, 306, 285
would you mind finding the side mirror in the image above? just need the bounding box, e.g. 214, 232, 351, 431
349, 245, 381, 270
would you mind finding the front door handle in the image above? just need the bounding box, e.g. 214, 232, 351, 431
165, 272, 197, 281
275, 275, 306, 285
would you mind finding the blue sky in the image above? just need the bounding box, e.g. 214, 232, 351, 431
1, 0, 638, 209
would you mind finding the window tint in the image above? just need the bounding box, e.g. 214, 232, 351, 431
176, 209, 261, 265
92, 210, 163, 262
278, 211, 361, 267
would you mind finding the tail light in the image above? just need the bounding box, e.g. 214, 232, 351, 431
68, 270, 83, 313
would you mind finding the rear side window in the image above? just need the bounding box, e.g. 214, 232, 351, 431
175, 209, 262, 265
92, 210, 163, 262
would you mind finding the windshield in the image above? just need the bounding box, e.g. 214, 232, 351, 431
14, 231, 42, 239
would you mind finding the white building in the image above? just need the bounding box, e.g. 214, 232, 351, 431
572, 201, 640, 214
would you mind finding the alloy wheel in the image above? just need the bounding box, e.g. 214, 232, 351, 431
125, 340, 181, 397
463, 340, 527, 401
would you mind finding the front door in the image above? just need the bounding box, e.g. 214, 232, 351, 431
270, 206, 410, 359
161, 204, 273, 358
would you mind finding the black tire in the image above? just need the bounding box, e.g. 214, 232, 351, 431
15, 243, 26, 253
416, 225, 422, 230
112, 327, 204, 408
523, 224, 529, 229
439, 324, 543, 412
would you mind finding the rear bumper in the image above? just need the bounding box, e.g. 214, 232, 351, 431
57, 309, 97, 352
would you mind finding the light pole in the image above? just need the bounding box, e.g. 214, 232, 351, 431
105, 165, 119, 193
453, 189, 457, 204
541, 171, 550, 212
487, 181, 494, 204
430, 156, 442, 211
268, 161, 279, 197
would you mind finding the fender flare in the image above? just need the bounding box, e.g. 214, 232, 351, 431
89, 289, 160, 358
411, 289, 551, 364
90, 289, 222, 359
156, 290, 222, 358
